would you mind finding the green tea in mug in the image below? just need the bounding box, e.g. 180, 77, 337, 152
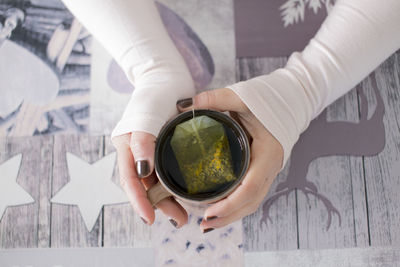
156, 110, 248, 201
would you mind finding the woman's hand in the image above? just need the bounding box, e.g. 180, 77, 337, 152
112, 132, 188, 228
176, 88, 284, 232
112, 87, 284, 231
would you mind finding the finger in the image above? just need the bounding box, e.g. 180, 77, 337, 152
141, 172, 157, 190
203, 141, 275, 219
156, 197, 188, 228
133, 164, 188, 227
116, 143, 155, 225
176, 88, 246, 113
130, 131, 156, 179
200, 173, 273, 231
140, 171, 188, 227
111, 133, 131, 148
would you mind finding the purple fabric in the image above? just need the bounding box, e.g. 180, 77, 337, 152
107, 2, 214, 94
107, 59, 134, 94
234, 0, 328, 57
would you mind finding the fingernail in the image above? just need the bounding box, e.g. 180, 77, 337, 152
136, 160, 150, 178
141, 217, 148, 224
203, 228, 214, 234
169, 218, 178, 228
176, 98, 193, 109
205, 216, 218, 221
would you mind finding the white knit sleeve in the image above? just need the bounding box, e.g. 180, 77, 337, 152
227, 0, 400, 168
61, 0, 195, 138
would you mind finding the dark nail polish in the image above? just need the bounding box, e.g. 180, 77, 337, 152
206, 216, 218, 221
176, 98, 193, 109
141, 217, 148, 224
169, 219, 178, 228
136, 160, 150, 178
203, 228, 214, 234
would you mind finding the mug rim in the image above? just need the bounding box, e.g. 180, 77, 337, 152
154, 109, 250, 203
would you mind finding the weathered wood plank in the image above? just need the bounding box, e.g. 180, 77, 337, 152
102, 136, 152, 248
243, 166, 298, 251
352, 74, 385, 246
0, 135, 53, 248
50, 134, 103, 247
36, 136, 54, 248
237, 56, 371, 250
236, 57, 287, 82
297, 77, 369, 249
245, 247, 400, 267
237, 57, 298, 251
363, 51, 400, 246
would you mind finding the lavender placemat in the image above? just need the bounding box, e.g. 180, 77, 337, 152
234, 0, 331, 57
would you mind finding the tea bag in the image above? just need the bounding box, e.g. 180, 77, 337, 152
170, 115, 236, 194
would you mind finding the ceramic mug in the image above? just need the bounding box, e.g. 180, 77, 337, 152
147, 109, 250, 206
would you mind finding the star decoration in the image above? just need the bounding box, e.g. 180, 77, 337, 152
0, 154, 35, 221
51, 152, 128, 231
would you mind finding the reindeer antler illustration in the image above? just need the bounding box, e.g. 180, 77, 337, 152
261, 72, 385, 230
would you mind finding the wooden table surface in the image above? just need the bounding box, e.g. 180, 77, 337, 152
1, 51, 399, 252
0, 1, 399, 264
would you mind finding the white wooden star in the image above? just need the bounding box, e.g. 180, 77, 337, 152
51, 152, 128, 231
0, 154, 34, 220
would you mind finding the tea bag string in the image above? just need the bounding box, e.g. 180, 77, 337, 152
190, 112, 207, 156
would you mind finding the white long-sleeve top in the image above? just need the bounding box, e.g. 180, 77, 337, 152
62, 0, 196, 138
62, 0, 400, 168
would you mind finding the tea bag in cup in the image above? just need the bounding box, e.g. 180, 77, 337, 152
170, 115, 236, 194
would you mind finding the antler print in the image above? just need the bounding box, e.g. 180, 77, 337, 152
261, 72, 385, 230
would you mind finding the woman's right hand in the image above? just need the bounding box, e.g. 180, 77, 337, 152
112, 131, 188, 228
62, 0, 196, 229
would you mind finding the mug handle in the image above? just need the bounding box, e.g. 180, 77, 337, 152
147, 182, 173, 206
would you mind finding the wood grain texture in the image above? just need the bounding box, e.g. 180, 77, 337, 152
363, 51, 400, 247
102, 137, 152, 248
297, 87, 369, 249
50, 134, 103, 248
36, 136, 54, 248
245, 247, 400, 267
0, 136, 53, 248
243, 166, 298, 251
0, 0, 398, 252
237, 57, 298, 251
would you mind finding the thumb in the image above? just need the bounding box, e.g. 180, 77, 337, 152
176, 88, 245, 113
130, 131, 156, 178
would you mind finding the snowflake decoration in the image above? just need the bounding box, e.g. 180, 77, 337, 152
280, 0, 335, 27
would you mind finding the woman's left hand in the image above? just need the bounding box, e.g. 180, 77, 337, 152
176, 88, 284, 232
